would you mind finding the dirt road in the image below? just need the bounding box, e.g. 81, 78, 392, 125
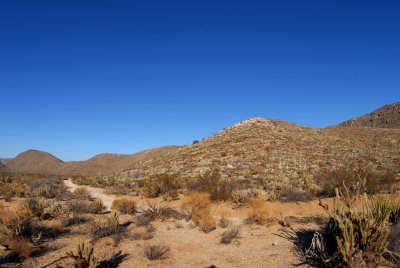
63, 178, 116, 211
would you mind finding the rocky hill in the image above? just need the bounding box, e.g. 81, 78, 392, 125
339, 102, 400, 128
112, 118, 399, 183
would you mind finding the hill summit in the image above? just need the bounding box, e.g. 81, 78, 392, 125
339, 102, 400, 129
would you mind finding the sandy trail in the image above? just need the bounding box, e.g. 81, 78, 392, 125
63, 178, 116, 211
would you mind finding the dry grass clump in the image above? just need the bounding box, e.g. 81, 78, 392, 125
132, 224, 155, 240
280, 188, 314, 202
231, 188, 259, 206
219, 211, 231, 228
0, 181, 29, 201
111, 197, 136, 214
90, 213, 127, 245
246, 197, 270, 225
144, 244, 171, 260
0, 206, 40, 241
67, 199, 104, 215
220, 225, 241, 244
0, 205, 64, 260
134, 203, 183, 226
74, 187, 91, 200
181, 192, 216, 233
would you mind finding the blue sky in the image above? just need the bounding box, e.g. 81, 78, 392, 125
1, 0, 399, 161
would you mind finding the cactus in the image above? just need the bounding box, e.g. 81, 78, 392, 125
67, 242, 97, 268
107, 211, 120, 228
331, 192, 390, 267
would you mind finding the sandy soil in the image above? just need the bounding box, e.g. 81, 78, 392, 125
13, 180, 351, 267
63, 178, 116, 211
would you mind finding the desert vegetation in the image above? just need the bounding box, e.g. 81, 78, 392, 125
1, 159, 400, 267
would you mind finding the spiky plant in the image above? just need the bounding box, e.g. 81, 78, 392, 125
67, 242, 97, 268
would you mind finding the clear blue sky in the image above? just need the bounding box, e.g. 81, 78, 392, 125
1, 0, 399, 161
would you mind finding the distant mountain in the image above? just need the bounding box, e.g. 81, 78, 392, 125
3, 147, 179, 176
4, 150, 64, 174
0, 158, 11, 165
338, 102, 400, 129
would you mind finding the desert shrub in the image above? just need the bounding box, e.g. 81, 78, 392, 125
5, 236, 33, 259
181, 192, 216, 233
104, 185, 132, 195
187, 171, 235, 202
90, 213, 126, 245
220, 225, 241, 244
61, 214, 88, 227
132, 224, 155, 240
296, 190, 399, 267
317, 164, 397, 197
388, 224, 400, 255
74, 187, 91, 200
0, 181, 29, 200
231, 189, 259, 206
246, 197, 270, 225
67, 241, 97, 268
24, 197, 48, 219
67, 199, 103, 215
134, 204, 183, 226
0, 206, 40, 241
280, 188, 313, 202
141, 174, 181, 198
219, 218, 230, 228
28, 177, 66, 199
144, 244, 171, 260
111, 197, 136, 214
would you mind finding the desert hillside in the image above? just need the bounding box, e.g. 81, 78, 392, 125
339, 102, 400, 128
3, 103, 400, 179
113, 117, 399, 182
